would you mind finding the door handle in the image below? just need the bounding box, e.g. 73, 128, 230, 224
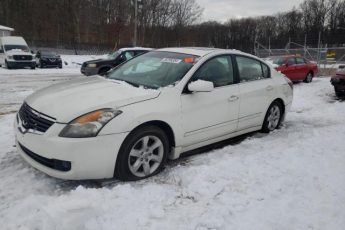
228, 95, 239, 102
266, 86, 274, 91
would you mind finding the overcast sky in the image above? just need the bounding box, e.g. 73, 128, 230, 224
195, 0, 305, 22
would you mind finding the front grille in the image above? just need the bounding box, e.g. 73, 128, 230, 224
18, 103, 55, 133
13, 55, 32, 61
18, 142, 71, 172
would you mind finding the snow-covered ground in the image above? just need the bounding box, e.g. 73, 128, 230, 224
0, 66, 344, 229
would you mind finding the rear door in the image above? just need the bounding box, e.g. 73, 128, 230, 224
235, 55, 275, 130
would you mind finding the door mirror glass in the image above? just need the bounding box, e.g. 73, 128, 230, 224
188, 80, 214, 92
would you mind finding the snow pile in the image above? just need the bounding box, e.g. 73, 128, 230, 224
0, 77, 344, 229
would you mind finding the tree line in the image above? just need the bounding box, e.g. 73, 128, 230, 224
0, 0, 344, 53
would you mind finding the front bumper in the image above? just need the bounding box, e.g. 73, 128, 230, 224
40, 59, 62, 67
331, 78, 345, 93
14, 114, 129, 180
81, 66, 99, 76
7, 60, 35, 68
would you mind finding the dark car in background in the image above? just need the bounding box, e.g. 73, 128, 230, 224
35, 50, 62, 68
331, 66, 345, 97
267, 55, 318, 83
81, 47, 152, 76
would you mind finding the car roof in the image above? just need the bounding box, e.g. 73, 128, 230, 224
1, 36, 27, 45
269, 55, 304, 59
118, 47, 153, 52
155, 47, 244, 57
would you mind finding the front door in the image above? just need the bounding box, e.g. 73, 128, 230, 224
181, 55, 240, 146
282, 57, 298, 81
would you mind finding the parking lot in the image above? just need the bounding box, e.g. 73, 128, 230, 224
0, 66, 345, 229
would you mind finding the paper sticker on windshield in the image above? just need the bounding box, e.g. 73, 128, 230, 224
161, 58, 182, 64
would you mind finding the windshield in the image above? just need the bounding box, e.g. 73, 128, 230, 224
107, 51, 121, 59
268, 57, 285, 66
4, 45, 29, 52
41, 51, 57, 56
107, 51, 198, 89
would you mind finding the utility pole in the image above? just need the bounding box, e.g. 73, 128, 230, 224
317, 31, 321, 65
254, 34, 257, 56
134, 0, 138, 47
304, 34, 307, 57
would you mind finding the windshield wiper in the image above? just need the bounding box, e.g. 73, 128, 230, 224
110, 79, 140, 88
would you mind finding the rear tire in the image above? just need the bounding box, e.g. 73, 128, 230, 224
261, 101, 283, 133
115, 126, 169, 181
303, 72, 313, 83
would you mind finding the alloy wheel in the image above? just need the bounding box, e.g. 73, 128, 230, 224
267, 105, 281, 131
128, 135, 164, 177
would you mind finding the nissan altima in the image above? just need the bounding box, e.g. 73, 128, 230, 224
15, 48, 293, 181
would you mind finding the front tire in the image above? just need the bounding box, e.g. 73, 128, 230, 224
304, 72, 313, 83
5, 60, 11, 69
261, 101, 283, 133
115, 126, 169, 181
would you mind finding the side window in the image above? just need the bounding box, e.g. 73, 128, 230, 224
193, 56, 234, 87
135, 50, 145, 56
296, 57, 306, 64
287, 58, 296, 65
124, 51, 134, 60
236, 56, 265, 82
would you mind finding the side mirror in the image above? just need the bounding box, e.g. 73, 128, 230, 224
118, 55, 125, 62
188, 80, 214, 92
30, 50, 34, 54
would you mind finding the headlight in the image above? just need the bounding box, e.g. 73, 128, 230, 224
7, 55, 13, 60
87, 63, 97, 68
59, 109, 122, 138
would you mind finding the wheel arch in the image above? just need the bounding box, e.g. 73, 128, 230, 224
273, 98, 285, 116
98, 65, 112, 74
114, 120, 176, 179
130, 120, 176, 149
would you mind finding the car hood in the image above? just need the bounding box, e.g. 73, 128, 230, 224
25, 77, 160, 123
6, 50, 33, 56
84, 58, 114, 65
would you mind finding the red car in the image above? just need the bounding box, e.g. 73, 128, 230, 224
331, 66, 345, 97
267, 55, 319, 83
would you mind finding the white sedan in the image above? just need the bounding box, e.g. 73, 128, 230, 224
14, 48, 293, 181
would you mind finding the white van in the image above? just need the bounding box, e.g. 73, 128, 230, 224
0, 36, 35, 69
